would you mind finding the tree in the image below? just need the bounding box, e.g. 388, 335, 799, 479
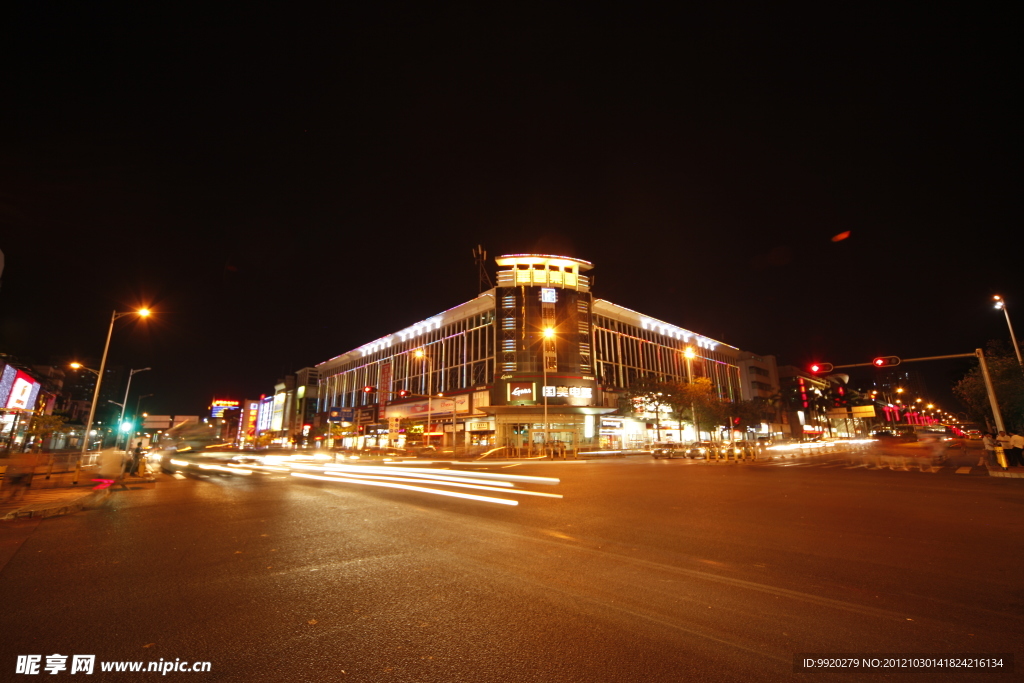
620, 376, 676, 442
25, 414, 68, 452
666, 377, 728, 441
726, 399, 776, 433
254, 432, 276, 448
953, 341, 1024, 432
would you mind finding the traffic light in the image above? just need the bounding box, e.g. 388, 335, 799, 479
872, 356, 901, 367
810, 362, 834, 374
396, 389, 409, 398
362, 386, 376, 395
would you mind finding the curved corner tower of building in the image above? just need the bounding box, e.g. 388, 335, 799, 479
489, 254, 608, 448
315, 253, 752, 453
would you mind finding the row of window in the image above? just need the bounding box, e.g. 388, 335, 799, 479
318, 301, 743, 410
591, 322, 741, 401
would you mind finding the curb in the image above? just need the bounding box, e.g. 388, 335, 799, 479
1, 489, 109, 521
987, 469, 1024, 478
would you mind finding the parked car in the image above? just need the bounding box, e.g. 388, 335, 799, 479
686, 442, 714, 459
719, 442, 743, 458
651, 442, 686, 459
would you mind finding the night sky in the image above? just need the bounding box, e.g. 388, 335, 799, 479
1, 6, 1018, 415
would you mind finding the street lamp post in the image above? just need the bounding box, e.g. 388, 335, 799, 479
414, 349, 433, 448
74, 308, 150, 483
993, 295, 1024, 370
116, 367, 151, 451
684, 347, 697, 442
135, 394, 153, 425
542, 327, 556, 456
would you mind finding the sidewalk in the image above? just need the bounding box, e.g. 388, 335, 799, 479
988, 466, 1024, 478
1, 467, 156, 521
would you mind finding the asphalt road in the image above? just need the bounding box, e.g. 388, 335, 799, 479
1, 451, 1022, 682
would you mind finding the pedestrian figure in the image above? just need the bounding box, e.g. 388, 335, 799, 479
1, 453, 38, 502
130, 441, 143, 476
981, 433, 997, 467
93, 449, 125, 489
995, 431, 1011, 451
1008, 431, 1024, 468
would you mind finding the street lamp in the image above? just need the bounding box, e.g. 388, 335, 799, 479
135, 394, 153, 423
993, 295, 1023, 369
684, 347, 697, 441
116, 367, 151, 451
414, 349, 433, 448
75, 308, 151, 479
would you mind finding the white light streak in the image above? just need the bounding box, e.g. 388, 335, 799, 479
320, 471, 563, 498
291, 472, 519, 505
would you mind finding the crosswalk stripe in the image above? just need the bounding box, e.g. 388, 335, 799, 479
955, 467, 973, 474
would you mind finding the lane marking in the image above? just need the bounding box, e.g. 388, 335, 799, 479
955, 467, 973, 474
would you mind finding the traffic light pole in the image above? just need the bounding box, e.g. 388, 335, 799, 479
821, 350, 1004, 433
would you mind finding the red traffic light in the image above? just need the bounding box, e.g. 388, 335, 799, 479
396, 389, 409, 398
362, 386, 376, 394
872, 356, 901, 367
810, 363, 834, 374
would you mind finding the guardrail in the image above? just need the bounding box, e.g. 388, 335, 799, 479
0, 452, 103, 481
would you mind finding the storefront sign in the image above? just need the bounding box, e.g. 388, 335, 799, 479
383, 395, 470, 419
541, 385, 592, 399
508, 383, 534, 401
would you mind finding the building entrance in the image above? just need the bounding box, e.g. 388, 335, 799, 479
530, 428, 576, 457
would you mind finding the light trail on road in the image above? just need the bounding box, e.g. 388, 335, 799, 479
279, 462, 562, 506
291, 472, 521, 505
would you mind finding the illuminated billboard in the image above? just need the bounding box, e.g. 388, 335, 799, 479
271, 392, 285, 431
0, 365, 16, 407
256, 396, 274, 433
5, 370, 40, 410
241, 400, 259, 436
210, 399, 240, 419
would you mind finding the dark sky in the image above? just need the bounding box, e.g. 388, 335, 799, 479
1, 6, 1019, 415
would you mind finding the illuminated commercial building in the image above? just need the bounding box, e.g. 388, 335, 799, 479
316, 254, 777, 451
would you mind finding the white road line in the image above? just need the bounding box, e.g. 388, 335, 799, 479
955, 466, 973, 474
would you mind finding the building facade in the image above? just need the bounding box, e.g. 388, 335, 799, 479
316, 254, 776, 452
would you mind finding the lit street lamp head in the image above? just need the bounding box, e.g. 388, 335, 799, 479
70, 362, 99, 375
